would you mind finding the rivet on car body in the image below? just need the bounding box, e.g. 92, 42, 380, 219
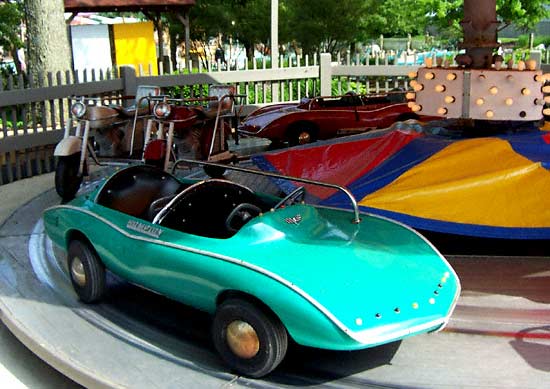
429, 298, 436, 305
375, 313, 382, 319
434, 290, 439, 295
412, 302, 419, 309
355, 318, 363, 326
394, 308, 400, 313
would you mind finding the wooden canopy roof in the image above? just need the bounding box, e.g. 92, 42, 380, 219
64, 0, 195, 13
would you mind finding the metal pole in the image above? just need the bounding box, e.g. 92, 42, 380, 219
271, 0, 279, 102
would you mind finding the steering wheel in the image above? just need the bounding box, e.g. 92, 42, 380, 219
274, 187, 305, 209
225, 203, 262, 233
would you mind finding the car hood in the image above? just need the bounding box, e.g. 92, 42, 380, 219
221, 205, 460, 339
239, 106, 303, 132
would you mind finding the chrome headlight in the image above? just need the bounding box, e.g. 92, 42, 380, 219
154, 102, 171, 119
71, 101, 87, 118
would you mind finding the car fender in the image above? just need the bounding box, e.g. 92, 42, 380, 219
54, 136, 82, 157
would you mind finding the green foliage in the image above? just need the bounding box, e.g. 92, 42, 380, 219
0, 118, 24, 130
497, 0, 550, 31
427, 0, 549, 37
0, 1, 24, 54
164, 83, 210, 100
173, 0, 550, 63
282, 0, 369, 55
362, 0, 433, 37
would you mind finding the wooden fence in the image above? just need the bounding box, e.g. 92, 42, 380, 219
1, 51, 548, 185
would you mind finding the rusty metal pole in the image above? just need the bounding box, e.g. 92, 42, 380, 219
458, 0, 499, 68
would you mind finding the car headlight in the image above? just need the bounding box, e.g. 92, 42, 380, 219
71, 101, 87, 118
154, 102, 171, 119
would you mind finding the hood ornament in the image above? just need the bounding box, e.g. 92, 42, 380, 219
285, 215, 302, 225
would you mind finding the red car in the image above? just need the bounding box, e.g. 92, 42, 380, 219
238, 92, 438, 146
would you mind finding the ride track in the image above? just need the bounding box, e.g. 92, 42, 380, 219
0, 177, 550, 388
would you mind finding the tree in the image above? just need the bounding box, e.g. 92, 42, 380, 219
24, 0, 72, 78
497, 0, 549, 31
282, 0, 369, 56
227, 0, 271, 60
362, 0, 432, 37
0, 0, 24, 74
426, 0, 550, 40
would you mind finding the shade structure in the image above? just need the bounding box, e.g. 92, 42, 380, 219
252, 122, 550, 239
64, 0, 195, 12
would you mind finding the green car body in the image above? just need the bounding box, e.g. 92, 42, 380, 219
43, 163, 460, 374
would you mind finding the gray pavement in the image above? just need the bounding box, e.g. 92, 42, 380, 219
0, 150, 549, 387
0, 172, 82, 388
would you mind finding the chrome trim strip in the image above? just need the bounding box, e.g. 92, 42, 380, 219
44, 204, 458, 346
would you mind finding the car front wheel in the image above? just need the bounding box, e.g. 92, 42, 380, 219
212, 299, 288, 378
67, 239, 106, 303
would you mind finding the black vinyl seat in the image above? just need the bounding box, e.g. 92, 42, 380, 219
154, 179, 261, 239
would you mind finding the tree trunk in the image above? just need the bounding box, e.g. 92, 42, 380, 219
25, 0, 72, 77
169, 30, 178, 72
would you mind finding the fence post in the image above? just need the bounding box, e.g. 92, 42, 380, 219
120, 66, 137, 105
529, 50, 542, 69
320, 53, 332, 96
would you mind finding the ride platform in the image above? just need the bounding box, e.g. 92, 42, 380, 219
0, 167, 549, 388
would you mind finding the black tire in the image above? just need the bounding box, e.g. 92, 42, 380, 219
287, 123, 317, 146
55, 154, 83, 202
212, 299, 288, 378
397, 113, 419, 122
67, 239, 106, 303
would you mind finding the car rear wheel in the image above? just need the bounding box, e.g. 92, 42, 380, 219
212, 299, 288, 378
55, 153, 83, 202
287, 123, 317, 146
68, 239, 106, 303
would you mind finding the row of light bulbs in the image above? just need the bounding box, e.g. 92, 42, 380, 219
408, 70, 550, 118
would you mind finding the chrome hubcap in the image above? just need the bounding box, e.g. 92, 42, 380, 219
298, 131, 311, 144
71, 256, 86, 287
226, 320, 260, 359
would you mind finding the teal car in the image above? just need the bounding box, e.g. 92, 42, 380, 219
43, 161, 461, 378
